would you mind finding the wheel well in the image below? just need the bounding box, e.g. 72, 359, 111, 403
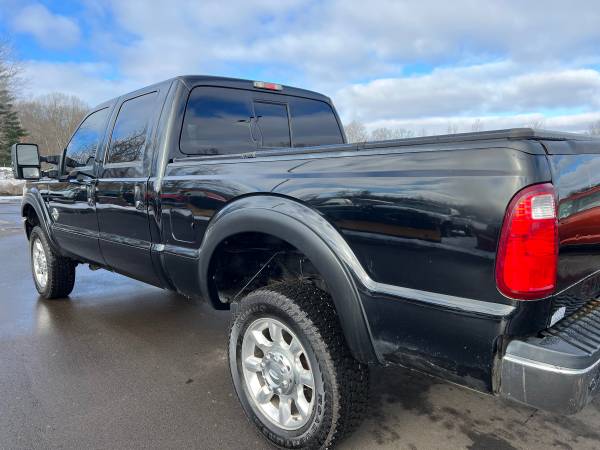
22, 204, 40, 239
207, 232, 329, 308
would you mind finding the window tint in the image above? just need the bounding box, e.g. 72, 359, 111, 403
180, 87, 255, 155
64, 108, 109, 173
254, 102, 291, 148
179, 87, 343, 156
106, 92, 157, 164
289, 98, 343, 147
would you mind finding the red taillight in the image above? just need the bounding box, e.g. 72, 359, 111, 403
496, 183, 558, 300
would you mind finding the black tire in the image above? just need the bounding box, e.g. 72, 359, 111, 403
29, 226, 76, 299
229, 281, 368, 449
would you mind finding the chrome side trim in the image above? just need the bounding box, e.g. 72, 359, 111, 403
367, 281, 515, 317
153, 243, 197, 258
54, 224, 154, 250
98, 231, 152, 249
53, 223, 98, 239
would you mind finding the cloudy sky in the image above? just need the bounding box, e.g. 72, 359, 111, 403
1, 0, 600, 134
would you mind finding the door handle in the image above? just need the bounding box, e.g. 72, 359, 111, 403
70, 178, 96, 207
86, 182, 96, 207
134, 185, 145, 211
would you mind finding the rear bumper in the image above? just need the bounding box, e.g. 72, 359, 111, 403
498, 299, 600, 414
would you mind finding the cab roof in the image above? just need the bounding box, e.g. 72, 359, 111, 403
95, 75, 332, 109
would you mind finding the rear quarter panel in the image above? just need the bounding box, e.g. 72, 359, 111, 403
160, 142, 551, 390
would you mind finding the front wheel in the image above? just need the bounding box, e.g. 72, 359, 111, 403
228, 282, 368, 449
30, 226, 76, 299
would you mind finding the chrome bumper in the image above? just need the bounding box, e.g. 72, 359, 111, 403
498, 300, 600, 414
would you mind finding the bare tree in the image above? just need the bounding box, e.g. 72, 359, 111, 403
370, 127, 414, 141
344, 120, 369, 143
0, 41, 19, 92
371, 127, 393, 141
17, 93, 89, 156
589, 120, 600, 136
390, 128, 413, 139
471, 119, 483, 132
446, 123, 459, 134
526, 119, 546, 130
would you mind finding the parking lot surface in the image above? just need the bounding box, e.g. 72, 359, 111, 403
1, 197, 599, 449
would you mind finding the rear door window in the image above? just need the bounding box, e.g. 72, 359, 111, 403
289, 97, 343, 147
106, 91, 157, 165
253, 101, 291, 148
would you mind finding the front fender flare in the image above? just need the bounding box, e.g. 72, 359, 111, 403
198, 195, 378, 363
21, 189, 59, 251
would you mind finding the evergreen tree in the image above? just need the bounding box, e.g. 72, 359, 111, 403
0, 42, 26, 167
0, 87, 26, 166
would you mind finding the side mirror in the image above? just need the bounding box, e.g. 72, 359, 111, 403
11, 143, 40, 180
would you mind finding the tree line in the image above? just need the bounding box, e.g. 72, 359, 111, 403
344, 119, 600, 143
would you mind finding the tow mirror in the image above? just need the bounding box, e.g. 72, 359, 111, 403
11, 143, 41, 180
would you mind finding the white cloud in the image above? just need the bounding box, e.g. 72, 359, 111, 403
12, 3, 81, 49
19, 61, 137, 106
334, 64, 600, 122
96, 0, 600, 99
94, 0, 600, 87
11, 0, 600, 135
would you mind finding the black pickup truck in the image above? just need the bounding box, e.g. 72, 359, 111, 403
11, 76, 600, 449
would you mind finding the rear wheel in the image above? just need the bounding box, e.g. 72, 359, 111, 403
30, 226, 76, 299
228, 281, 368, 449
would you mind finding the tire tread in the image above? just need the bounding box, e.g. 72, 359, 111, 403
230, 280, 368, 449
30, 226, 75, 299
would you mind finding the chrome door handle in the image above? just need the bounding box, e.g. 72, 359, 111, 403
85, 182, 96, 207
134, 185, 145, 211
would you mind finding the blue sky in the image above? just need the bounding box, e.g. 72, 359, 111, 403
1, 0, 600, 133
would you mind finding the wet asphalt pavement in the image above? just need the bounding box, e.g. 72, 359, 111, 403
1, 197, 600, 450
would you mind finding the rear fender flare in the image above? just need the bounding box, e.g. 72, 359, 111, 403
198, 195, 377, 363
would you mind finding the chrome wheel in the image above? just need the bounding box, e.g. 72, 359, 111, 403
32, 237, 48, 289
241, 318, 316, 431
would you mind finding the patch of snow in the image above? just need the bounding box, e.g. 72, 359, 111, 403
0, 168, 25, 195
0, 179, 25, 196
0, 167, 14, 180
